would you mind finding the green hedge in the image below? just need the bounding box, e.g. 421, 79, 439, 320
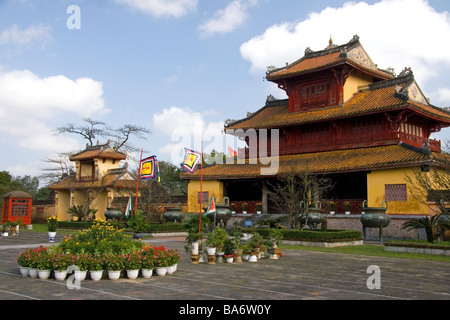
148, 222, 184, 233
247, 228, 362, 242
57, 221, 127, 230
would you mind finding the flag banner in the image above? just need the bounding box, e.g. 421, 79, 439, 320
140, 156, 157, 180
183, 148, 201, 174
228, 146, 237, 157
206, 196, 216, 215
125, 195, 132, 219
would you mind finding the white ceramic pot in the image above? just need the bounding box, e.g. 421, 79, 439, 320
48, 231, 56, 243
108, 270, 121, 280
226, 258, 234, 263
38, 269, 51, 280
74, 270, 88, 281
29, 268, 39, 278
206, 247, 216, 255
155, 267, 167, 276
127, 269, 139, 279
167, 264, 177, 275
90, 270, 103, 281
19, 266, 29, 277
141, 268, 153, 279
248, 255, 258, 262
54, 270, 68, 281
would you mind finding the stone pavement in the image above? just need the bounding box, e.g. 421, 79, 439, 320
0, 231, 449, 307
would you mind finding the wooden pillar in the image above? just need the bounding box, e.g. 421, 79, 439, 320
262, 180, 268, 214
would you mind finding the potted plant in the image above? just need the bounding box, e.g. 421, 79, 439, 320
36, 248, 52, 279
344, 201, 351, 215
9, 220, 18, 236
125, 252, 141, 279
47, 216, 58, 242
104, 254, 125, 280
224, 253, 235, 263
72, 253, 90, 281
127, 211, 150, 239
266, 229, 283, 259
230, 203, 236, 214
205, 227, 228, 255
329, 201, 336, 215
141, 253, 155, 278
1, 223, 10, 236
167, 249, 181, 274
246, 232, 263, 262
242, 203, 248, 214
256, 203, 262, 214
52, 250, 70, 281
88, 255, 104, 281
17, 250, 30, 277
154, 249, 171, 276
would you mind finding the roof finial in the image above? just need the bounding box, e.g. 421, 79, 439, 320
326, 35, 337, 49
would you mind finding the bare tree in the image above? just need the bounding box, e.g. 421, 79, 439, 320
267, 168, 333, 229
55, 118, 151, 154
39, 152, 75, 184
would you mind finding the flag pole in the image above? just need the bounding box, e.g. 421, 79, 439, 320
135, 149, 143, 217
199, 140, 203, 234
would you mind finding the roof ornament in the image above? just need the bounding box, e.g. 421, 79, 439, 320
350, 34, 360, 42
304, 47, 313, 56
326, 35, 337, 49
398, 67, 413, 78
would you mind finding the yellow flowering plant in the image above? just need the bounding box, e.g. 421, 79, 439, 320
47, 216, 58, 232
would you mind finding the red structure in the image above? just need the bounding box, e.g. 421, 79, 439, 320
2, 191, 32, 225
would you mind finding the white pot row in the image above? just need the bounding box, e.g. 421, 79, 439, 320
19, 265, 178, 281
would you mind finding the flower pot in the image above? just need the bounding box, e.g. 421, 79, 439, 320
330, 211, 335, 215
19, 266, 29, 277
243, 211, 247, 214
38, 269, 51, 280
257, 211, 261, 214
345, 211, 350, 215
54, 270, 68, 281
167, 264, 177, 275
48, 231, 56, 243
126, 269, 139, 280
155, 267, 168, 276
90, 270, 103, 281
242, 254, 249, 261
191, 254, 200, 264
248, 255, 258, 262
108, 270, 121, 280
74, 270, 87, 281
226, 257, 234, 263
141, 268, 153, 279
206, 247, 216, 255
29, 268, 38, 278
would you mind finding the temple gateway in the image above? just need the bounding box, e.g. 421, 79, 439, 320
182, 36, 450, 236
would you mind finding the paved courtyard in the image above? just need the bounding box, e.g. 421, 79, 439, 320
0, 231, 449, 306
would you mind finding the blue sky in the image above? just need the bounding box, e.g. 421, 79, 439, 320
0, 0, 449, 181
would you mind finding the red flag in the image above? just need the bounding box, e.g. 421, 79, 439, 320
228, 146, 237, 157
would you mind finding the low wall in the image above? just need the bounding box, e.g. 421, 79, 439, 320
227, 213, 426, 241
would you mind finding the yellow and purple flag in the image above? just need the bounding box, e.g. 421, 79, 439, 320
183, 148, 201, 174
140, 156, 157, 180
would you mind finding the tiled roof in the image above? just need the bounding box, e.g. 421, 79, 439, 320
48, 171, 135, 190
70, 146, 127, 161
226, 81, 450, 130
266, 39, 393, 81
181, 144, 436, 180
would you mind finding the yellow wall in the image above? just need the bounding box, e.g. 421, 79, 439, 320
54, 189, 112, 221
344, 70, 373, 102
187, 180, 224, 213
367, 167, 429, 215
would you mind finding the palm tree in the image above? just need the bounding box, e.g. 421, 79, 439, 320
401, 214, 449, 243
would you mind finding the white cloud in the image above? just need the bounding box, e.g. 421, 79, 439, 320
117, 0, 197, 18
0, 24, 52, 50
240, 0, 450, 90
0, 69, 108, 153
153, 106, 230, 163
199, 0, 249, 37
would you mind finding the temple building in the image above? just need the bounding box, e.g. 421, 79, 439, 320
182, 35, 450, 227
48, 143, 135, 221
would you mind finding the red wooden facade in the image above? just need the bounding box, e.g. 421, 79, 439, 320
2, 191, 32, 225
